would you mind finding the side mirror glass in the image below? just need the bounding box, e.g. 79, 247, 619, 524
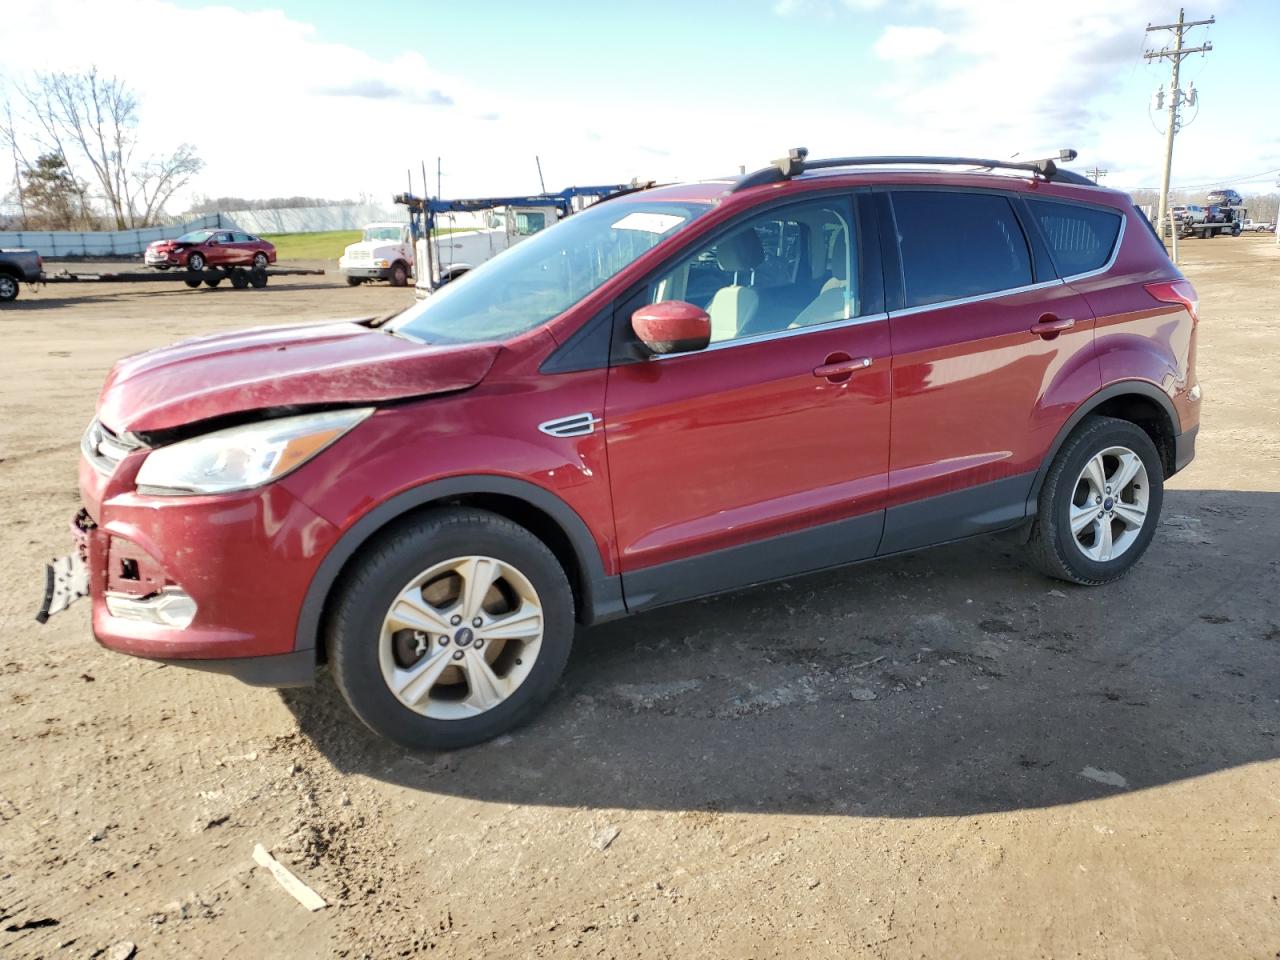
631, 301, 711, 355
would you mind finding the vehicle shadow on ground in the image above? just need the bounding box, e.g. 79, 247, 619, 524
283, 488, 1280, 817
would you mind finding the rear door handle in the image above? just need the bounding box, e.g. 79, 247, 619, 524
813, 356, 872, 381
1029, 315, 1075, 338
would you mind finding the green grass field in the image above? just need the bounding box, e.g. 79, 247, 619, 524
262, 226, 478, 262
260, 231, 360, 261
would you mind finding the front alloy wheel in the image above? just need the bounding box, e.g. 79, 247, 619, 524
379, 556, 544, 719
327, 508, 574, 750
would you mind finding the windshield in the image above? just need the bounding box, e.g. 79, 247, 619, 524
363, 226, 403, 242
176, 230, 214, 243
390, 198, 710, 344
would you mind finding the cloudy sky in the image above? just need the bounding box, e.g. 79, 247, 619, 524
2, 0, 1276, 212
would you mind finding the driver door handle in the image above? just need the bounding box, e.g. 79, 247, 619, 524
1029, 315, 1075, 339
813, 356, 872, 380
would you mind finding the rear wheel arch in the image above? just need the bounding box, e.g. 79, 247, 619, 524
1029, 382, 1179, 506
295, 476, 623, 659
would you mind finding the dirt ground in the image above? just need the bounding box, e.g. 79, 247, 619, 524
1, 239, 1278, 959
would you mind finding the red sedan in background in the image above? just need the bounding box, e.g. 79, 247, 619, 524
145, 230, 276, 271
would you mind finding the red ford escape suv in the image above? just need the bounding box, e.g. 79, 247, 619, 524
41, 149, 1200, 750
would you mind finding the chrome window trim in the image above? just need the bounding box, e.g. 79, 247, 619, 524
887, 278, 1066, 319
653, 310, 891, 360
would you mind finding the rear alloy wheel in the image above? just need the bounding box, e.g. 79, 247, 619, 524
252, 251, 269, 269
327, 508, 573, 750
1027, 416, 1164, 585
187, 252, 206, 271
0, 274, 18, 303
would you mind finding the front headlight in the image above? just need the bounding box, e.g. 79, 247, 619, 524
135, 408, 374, 495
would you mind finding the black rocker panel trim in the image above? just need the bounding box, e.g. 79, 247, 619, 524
623, 510, 885, 613
878, 471, 1037, 557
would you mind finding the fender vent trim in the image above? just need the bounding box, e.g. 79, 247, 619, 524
538, 413, 599, 438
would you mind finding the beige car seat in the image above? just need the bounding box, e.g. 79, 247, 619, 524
792, 231, 852, 328
707, 229, 764, 341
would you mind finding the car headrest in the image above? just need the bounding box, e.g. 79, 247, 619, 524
828, 232, 847, 282
716, 228, 764, 273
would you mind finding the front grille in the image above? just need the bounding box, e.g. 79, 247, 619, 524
82, 419, 142, 475
348, 249, 372, 262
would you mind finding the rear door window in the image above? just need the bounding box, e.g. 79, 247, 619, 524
890, 191, 1033, 308
1026, 199, 1122, 276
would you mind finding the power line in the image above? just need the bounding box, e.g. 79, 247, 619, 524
1087, 166, 1108, 184
1145, 8, 1215, 240
1133, 168, 1280, 192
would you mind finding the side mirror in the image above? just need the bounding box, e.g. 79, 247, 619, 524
631, 301, 711, 355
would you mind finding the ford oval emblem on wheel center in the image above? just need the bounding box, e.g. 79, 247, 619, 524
454, 627, 474, 647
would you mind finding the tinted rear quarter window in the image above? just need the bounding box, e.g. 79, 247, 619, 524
1026, 199, 1122, 276
891, 191, 1033, 308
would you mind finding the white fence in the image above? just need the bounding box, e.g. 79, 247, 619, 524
221, 204, 408, 235
0, 213, 236, 258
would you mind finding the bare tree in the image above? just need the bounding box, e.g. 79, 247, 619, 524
16, 68, 202, 228
0, 99, 31, 229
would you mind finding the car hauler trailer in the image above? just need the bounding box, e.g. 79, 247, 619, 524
37, 264, 325, 291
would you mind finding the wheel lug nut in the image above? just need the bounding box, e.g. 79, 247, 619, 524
438, 636, 449, 646
1095, 496, 1102, 504
472, 617, 483, 628
450, 615, 462, 626
1098, 511, 1105, 518
452, 650, 464, 661
474, 638, 485, 649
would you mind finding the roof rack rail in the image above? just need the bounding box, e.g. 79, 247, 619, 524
732, 148, 1092, 191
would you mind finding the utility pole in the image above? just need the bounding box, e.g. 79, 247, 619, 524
1087, 166, 1108, 184
1145, 8, 1214, 238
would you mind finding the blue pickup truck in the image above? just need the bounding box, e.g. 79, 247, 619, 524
0, 248, 43, 302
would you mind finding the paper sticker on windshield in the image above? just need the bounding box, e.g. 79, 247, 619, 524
611, 212, 686, 234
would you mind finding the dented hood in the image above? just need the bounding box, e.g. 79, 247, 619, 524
98, 319, 499, 434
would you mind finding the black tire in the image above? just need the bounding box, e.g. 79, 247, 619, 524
326, 508, 574, 751
187, 252, 206, 271
183, 277, 201, 288
389, 261, 409, 287
1026, 416, 1164, 585
252, 251, 269, 269
249, 268, 268, 288
155, 264, 170, 271
0, 273, 19, 303
204, 275, 223, 288
346, 275, 363, 287
230, 269, 250, 289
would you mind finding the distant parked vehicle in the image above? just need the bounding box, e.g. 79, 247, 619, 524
1205, 188, 1243, 207
339, 222, 414, 287
0, 248, 43, 302
145, 230, 276, 271
1240, 219, 1274, 232
1176, 204, 1207, 225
